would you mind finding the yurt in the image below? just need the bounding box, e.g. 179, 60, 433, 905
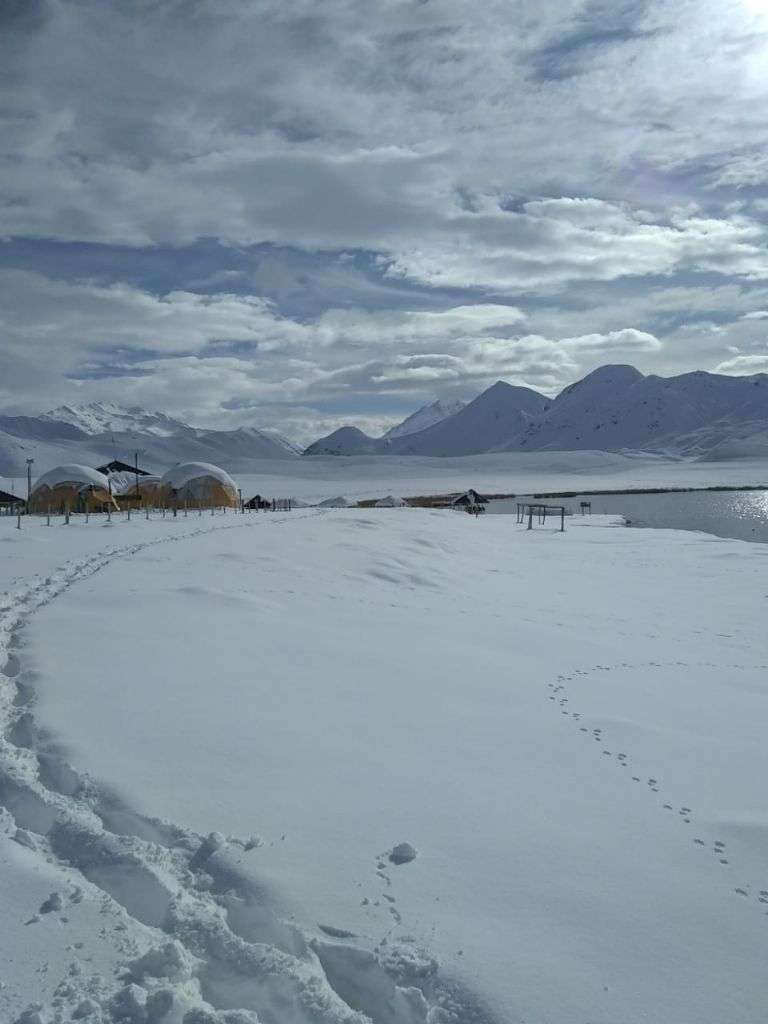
318, 495, 354, 508
160, 462, 238, 509
28, 465, 119, 514
374, 495, 408, 507
112, 474, 164, 506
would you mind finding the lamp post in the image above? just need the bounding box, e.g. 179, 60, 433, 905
26, 458, 34, 510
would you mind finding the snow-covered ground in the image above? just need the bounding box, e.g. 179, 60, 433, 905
2, 504, 768, 1023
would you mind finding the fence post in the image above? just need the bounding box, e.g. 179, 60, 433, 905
527, 508, 533, 530
65, 509, 70, 525
16, 511, 21, 529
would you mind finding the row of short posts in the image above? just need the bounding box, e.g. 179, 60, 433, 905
516, 502, 567, 532
16, 498, 290, 527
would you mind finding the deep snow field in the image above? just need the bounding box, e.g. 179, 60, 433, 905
1, 500, 768, 1023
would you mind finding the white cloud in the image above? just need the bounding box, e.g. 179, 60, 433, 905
4, 1, 768, 289
714, 353, 768, 375
0, 269, 669, 439
4, 1, 768, 435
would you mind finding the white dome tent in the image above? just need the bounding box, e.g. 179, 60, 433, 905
160, 462, 239, 509
374, 495, 408, 507
28, 464, 119, 514
112, 473, 164, 505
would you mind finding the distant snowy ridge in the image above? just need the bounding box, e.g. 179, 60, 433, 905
383, 397, 466, 439
304, 365, 768, 460
42, 401, 188, 438
0, 403, 299, 476
4, 365, 768, 477
512, 365, 768, 456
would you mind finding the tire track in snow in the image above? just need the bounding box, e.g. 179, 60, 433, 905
545, 659, 768, 914
1, 511, 495, 1024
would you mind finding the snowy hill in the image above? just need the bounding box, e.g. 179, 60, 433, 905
0, 403, 298, 476
303, 381, 549, 457
514, 365, 768, 455
383, 397, 466, 440
303, 425, 380, 456
301, 365, 768, 460
383, 380, 550, 455
42, 402, 188, 438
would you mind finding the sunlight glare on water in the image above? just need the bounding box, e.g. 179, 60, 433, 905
489, 489, 768, 544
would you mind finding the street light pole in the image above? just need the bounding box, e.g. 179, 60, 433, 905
26, 458, 34, 510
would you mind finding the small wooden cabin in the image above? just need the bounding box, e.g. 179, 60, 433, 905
452, 489, 488, 507
0, 489, 25, 510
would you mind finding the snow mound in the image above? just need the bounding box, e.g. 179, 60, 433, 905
126, 940, 198, 983
318, 496, 355, 508
374, 495, 408, 507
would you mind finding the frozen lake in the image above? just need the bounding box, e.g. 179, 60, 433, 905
489, 488, 768, 544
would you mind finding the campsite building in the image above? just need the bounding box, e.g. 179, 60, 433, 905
28, 465, 119, 514
114, 474, 164, 506
96, 460, 150, 476
452, 489, 489, 507
0, 489, 25, 511
160, 462, 239, 509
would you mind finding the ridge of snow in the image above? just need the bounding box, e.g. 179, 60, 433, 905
383, 380, 550, 456
41, 402, 187, 439
384, 398, 466, 440
516, 366, 768, 455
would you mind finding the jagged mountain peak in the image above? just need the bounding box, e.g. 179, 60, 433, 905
384, 397, 466, 440
41, 402, 188, 438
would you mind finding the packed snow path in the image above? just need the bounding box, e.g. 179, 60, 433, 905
2, 509, 768, 1022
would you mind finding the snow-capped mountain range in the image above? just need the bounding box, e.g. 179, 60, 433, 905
2, 365, 767, 476
0, 402, 300, 477
41, 401, 186, 438
304, 365, 768, 460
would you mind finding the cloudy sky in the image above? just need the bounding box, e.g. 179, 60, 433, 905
3, 0, 768, 442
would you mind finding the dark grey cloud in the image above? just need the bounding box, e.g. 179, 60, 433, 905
528, 0, 662, 81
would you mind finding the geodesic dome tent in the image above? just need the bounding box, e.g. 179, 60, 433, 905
28, 464, 119, 513
112, 473, 164, 505
160, 462, 238, 509
374, 495, 408, 507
